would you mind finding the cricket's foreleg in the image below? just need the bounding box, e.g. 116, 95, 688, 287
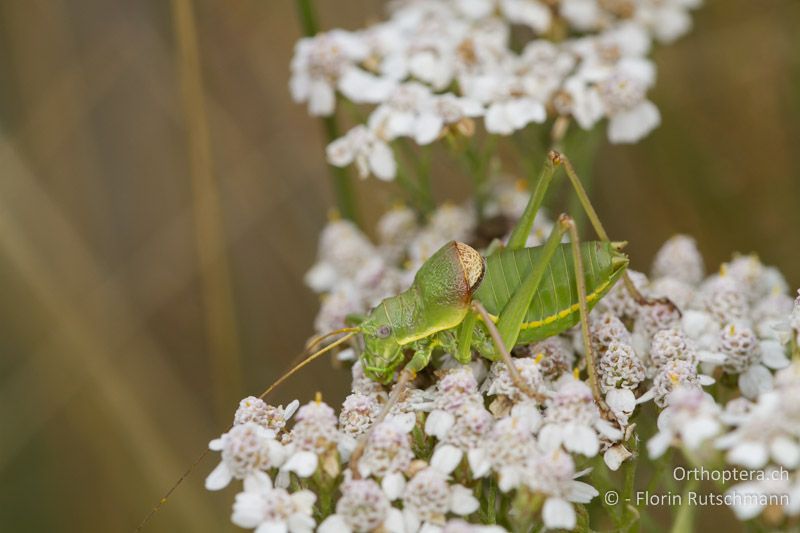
471, 301, 547, 403
565, 219, 609, 412
348, 344, 432, 478
455, 312, 478, 364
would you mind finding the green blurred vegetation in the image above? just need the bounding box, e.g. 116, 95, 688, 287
0, 0, 797, 531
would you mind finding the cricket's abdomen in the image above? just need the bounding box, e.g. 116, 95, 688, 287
474, 241, 628, 344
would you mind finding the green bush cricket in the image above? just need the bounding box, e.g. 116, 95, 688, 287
137, 151, 651, 528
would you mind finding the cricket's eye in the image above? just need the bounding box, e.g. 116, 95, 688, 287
376, 325, 392, 339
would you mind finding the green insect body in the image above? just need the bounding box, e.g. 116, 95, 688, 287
359, 241, 484, 381
358, 239, 628, 383
476, 241, 628, 344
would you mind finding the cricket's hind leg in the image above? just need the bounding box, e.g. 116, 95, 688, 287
554, 151, 679, 313
564, 217, 609, 412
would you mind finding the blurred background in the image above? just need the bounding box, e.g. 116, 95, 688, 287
0, 0, 798, 531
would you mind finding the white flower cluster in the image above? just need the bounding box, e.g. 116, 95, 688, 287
209, 193, 798, 530
291, 0, 702, 181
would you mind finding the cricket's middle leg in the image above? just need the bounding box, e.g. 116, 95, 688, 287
471, 300, 547, 403
348, 365, 416, 478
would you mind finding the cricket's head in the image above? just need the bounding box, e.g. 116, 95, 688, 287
358, 241, 485, 383
359, 310, 404, 383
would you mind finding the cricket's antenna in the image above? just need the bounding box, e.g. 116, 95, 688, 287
257, 331, 357, 401
305, 326, 360, 351
134, 330, 358, 532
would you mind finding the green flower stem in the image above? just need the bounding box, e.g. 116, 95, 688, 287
311, 466, 335, 519
508, 489, 543, 533
416, 145, 435, 213
462, 135, 497, 220
670, 479, 699, 533
647, 448, 675, 494
484, 477, 498, 524
294, 0, 360, 225
621, 437, 641, 530
396, 141, 435, 215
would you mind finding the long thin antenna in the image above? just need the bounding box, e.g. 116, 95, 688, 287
305, 326, 360, 351
257, 331, 356, 401
134, 330, 357, 532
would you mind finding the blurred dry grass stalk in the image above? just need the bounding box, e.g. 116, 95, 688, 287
0, 0, 797, 531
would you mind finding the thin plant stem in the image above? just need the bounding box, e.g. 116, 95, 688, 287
622, 436, 640, 531
670, 478, 699, 533
395, 140, 435, 215
172, 0, 243, 422
486, 477, 498, 524
294, 0, 360, 224
463, 135, 496, 219
417, 144, 435, 213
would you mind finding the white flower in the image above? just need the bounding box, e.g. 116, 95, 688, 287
635, 0, 702, 44
378, 205, 419, 252
648, 359, 714, 408
597, 67, 660, 143
206, 423, 287, 491
428, 203, 478, 243
358, 418, 415, 478
648, 277, 697, 311
417, 93, 484, 144
500, 0, 552, 33
649, 327, 698, 370
726, 469, 796, 521
234, 397, 299, 434
482, 358, 546, 402
232, 472, 316, 533
318, 477, 404, 533
538, 379, 622, 457
481, 78, 547, 135
518, 336, 576, 381
368, 82, 435, 140
481, 405, 541, 491
651, 234, 705, 286
523, 450, 599, 530
282, 400, 340, 478
647, 386, 721, 459
428, 402, 496, 478
715, 323, 789, 399
590, 312, 633, 355
290, 30, 394, 116
716, 386, 800, 470
327, 125, 397, 181
339, 393, 382, 440
594, 269, 648, 320
559, 0, 606, 31
402, 467, 479, 530
597, 341, 645, 392
442, 519, 508, 533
